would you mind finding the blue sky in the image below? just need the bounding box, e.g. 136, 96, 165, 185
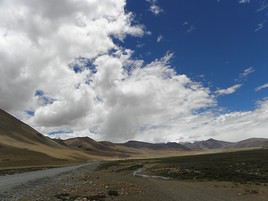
125, 0, 268, 112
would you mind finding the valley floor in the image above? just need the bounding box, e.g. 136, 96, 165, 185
0, 160, 267, 201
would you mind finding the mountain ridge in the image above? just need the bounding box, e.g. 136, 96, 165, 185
1, 108, 267, 170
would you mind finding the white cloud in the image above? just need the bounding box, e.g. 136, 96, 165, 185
241, 67, 255, 77
0, 0, 267, 143
216, 84, 242, 96
255, 21, 266, 32
0, 0, 143, 113
239, 0, 250, 4
24, 51, 217, 142
146, 0, 163, 15
256, 83, 268, 91
156, 35, 163, 42
235, 67, 255, 82
186, 25, 196, 33
182, 22, 196, 33
257, 1, 268, 12
135, 99, 268, 143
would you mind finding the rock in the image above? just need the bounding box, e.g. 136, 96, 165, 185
54, 193, 71, 200
108, 190, 119, 196
74, 197, 89, 201
88, 193, 106, 201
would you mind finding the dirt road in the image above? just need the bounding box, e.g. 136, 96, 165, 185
0, 162, 99, 200
0, 163, 95, 193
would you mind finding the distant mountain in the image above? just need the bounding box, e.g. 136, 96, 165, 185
60, 137, 132, 158
57, 138, 190, 158
47, 135, 268, 152
183, 138, 268, 150
120, 140, 190, 151
233, 138, 268, 149
183, 138, 234, 150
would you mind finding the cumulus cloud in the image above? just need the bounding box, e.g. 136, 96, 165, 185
0, 0, 143, 112
216, 84, 242, 96
96, 53, 215, 141
256, 83, 268, 91
0, 0, 267, 143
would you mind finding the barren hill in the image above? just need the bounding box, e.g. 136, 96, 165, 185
0, 109, 91, 169
60, 137, 133, 158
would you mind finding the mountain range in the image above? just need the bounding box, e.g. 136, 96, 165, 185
0, 108, 267, 169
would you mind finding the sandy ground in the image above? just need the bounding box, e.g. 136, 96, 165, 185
0, 162, 267, 201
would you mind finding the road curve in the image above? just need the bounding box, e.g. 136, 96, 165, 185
0, 163, 95, 193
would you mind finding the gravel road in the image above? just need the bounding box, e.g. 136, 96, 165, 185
0, 164, 89, 193
0, 162, 99, 200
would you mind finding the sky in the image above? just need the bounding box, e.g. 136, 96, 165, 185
0, 0, 267, 143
